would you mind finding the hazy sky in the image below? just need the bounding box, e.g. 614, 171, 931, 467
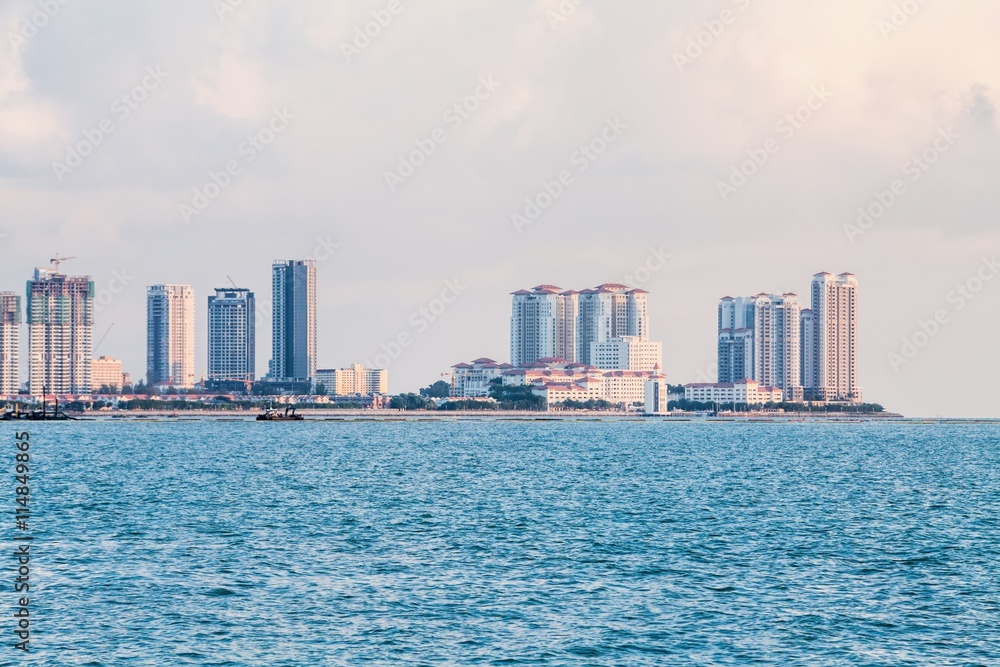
1, 0, 998, 417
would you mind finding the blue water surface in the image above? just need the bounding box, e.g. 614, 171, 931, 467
14, 421, 1000, 665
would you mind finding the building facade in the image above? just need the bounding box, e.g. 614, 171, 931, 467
147, 285, 196, 388
316, 364, 388, 396
577, 285, 649, 366
718, 296, 756, 383
753, 294, 803, 401
591, 336, 663, 372
270, 260, 317, 382
0, 293, 20, 395
511, 284, 658, 371
452, 358, 513, 397
644, 367, 668, 415
27, 268, 94, 395
684, 380, 784, 405
510, 286, 577, 366
718, 293, 803, 401
208, 288, 256, 383
804, 273, 861, 402
92, 356, 125, 391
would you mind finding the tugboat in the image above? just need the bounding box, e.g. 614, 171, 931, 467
0, 389, 75, 421
256, 405, 305, 422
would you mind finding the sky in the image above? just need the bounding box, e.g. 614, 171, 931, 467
1, 0, 998, 417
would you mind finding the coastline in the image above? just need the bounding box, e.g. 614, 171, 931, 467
43, 410, 1000, 424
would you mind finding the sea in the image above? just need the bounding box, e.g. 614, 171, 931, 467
12, 420, 1000, 665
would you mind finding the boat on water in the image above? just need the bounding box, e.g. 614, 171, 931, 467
256, 406, 305, 422
1, 391, 75, 421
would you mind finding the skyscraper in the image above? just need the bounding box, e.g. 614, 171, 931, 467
510, 284, 658, 369
27, 268, 94, 395
0, 293, 20, 395
270, 260, 317, 382
718, 296, 756, 383
510, 286, 577, 366
752, 293, 802, 401
719, 293, 803, 400
208, 288, 256, 383
576, 284, 649, 366
147, 285, 196, 388
804, 273, 861, 402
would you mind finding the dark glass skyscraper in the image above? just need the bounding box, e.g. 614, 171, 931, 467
269, 260, 317, 382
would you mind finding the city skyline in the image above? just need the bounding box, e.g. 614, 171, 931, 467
2, 2, 997, 416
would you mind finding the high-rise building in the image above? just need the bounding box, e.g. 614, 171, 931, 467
92, 356, 125, 391
718, 293, 802, 400
511, 284, 657, 370
753, 294, 802, 401
27, 268, 94, 395
800, 308, 816, 390
804, 273, 861, 402
147, 285, 196, 388
270, 260, 317, 382
208, 288, 256, 383
577, 285, 649, 366
718, 296, 756, 383
510, 286, 577, 366
0, 293, 20, 395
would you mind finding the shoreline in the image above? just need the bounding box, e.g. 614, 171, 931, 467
39, 410, 999, 424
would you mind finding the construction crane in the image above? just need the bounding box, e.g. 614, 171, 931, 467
50, 254, 77, 272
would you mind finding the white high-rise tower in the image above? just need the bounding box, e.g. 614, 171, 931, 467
147, 285, 196, 388
804, 273, 861, 402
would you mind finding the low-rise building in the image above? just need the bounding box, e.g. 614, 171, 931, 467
684, 380, 783, 405
452, 358, 513, 397
455, 357, 666, 408
644, 366, 668, 415
591, 336, 663, 371
316, 364, 388, 396
92, 356, 126, 392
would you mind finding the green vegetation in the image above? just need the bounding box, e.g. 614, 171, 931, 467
420, 381, 452, 398
389, 394, 432, 411
488, 385, 546, 411
555, 399, 618, 411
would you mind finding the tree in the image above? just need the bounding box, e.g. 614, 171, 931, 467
489, 385, 546, 411
420, 380, 451, 398
389, 394, 429, 411
316, 382, 328, 396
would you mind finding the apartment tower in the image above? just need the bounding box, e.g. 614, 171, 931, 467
147, 285, 196, 388
27, 268, 94, 395
270, 260, 317, 382
0, 293, 20, 395
804, 273, 861, 402
208, 288, 256, 383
